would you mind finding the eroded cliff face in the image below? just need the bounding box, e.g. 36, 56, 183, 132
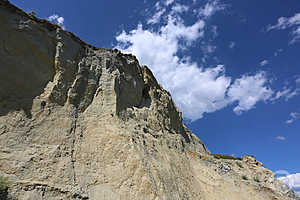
0, 1, 298, 200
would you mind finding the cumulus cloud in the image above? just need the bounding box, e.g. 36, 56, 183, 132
48, 14, 65, 29
227, 72, 273, 114
286, 112, 299, 124
260, 59, 269, 66
115, 0, 278, 121
276, 136, 286, 141
278, 173, 300, 196
267, 13, 300, 44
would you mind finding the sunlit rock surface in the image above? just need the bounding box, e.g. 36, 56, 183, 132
0, 1, 298, 199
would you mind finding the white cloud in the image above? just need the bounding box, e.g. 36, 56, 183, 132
290, 112, 298, 118
202, 45, 217, 54
211, 25, 218, 38
115, 0, 277, 121
260, 60, 269, 66
198, 0, 225, 18
164, 0, 174, 6
296, 76, 300, 84
286, 112, 299, 124
227, 72, 273, 114
147, 8, 166, 24
116, 18, 219, 121
272, 85, 300, 102
171, 4, 189, 14
48, 14, 65, 29
229, 41, 235, 49
274, 48, 283, 57
116, 29, 275, 120
148, 1, 190, 24
268, 13, 300, 44
57, 17, 64, 24
276, 136, 286, 141
278, 173, 300, 196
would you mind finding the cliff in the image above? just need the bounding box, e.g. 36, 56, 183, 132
0, 0, 298, 199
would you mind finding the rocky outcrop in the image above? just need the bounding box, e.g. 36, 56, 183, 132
0, 1, 298, 199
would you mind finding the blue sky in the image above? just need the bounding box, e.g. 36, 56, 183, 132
10, 0, 300, 195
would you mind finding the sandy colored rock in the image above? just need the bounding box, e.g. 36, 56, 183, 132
0, 1, 298, 199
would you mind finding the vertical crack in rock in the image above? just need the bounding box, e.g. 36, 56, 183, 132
70, 109, 78, 186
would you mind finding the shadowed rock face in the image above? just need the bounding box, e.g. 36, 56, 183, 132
0, 12, 55, 117
0, 1, 298, 200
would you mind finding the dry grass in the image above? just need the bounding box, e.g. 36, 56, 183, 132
187, 151, 199, 159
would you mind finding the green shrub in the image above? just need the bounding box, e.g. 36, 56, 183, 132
212, 154, 242, 160
242, 175, 248, 180
236, 162, 244, 168
0, 176, 10, 191
243, 154, 255, 158
253, 176, 260, 182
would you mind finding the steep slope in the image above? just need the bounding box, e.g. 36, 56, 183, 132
0, 1, 298, 199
